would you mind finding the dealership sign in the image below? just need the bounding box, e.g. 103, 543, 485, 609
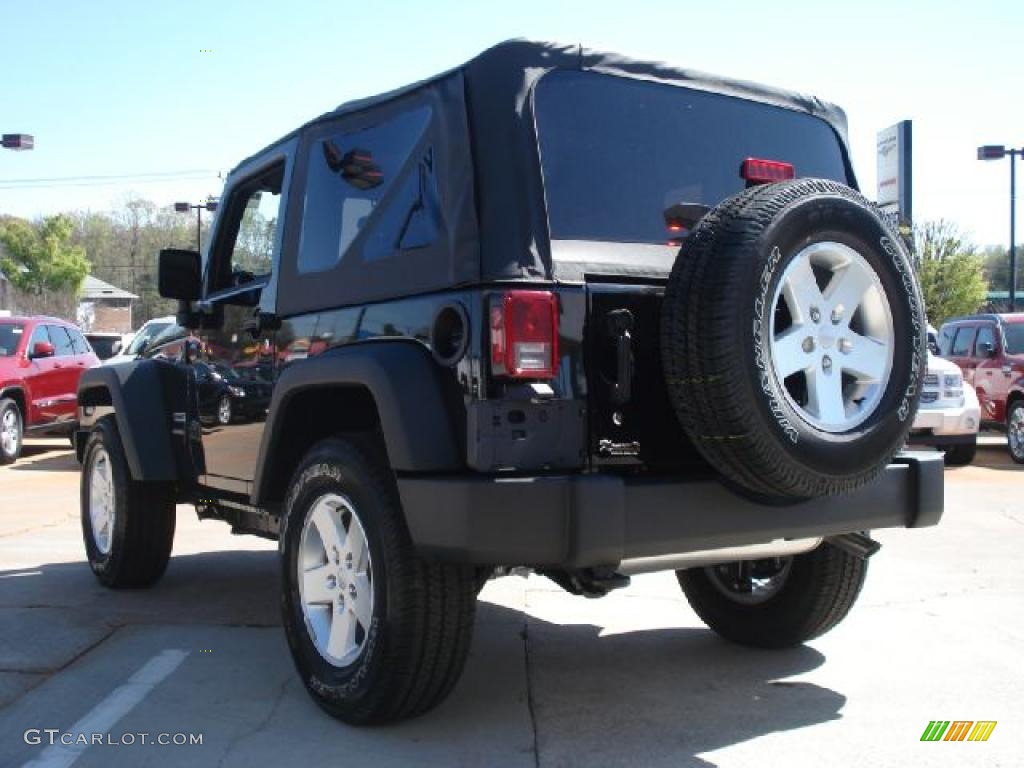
876, 120, 913, 231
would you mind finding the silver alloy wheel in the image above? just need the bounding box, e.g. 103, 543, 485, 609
769, 241, 895, 432
298, 493, 374, 668
1, 407, 20, 456
1009, 405, 1024, 460
705, 558, 793, 606
218, 396, 232, 425
88, 447, 116, 555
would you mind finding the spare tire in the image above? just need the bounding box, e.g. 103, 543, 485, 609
661, 178, 925, 501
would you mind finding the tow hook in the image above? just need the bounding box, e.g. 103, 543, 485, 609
826, 532, 882, 560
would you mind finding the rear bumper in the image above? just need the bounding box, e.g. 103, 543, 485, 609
398, 453, 944, 568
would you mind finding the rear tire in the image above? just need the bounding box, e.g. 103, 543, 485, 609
81, 417, 176, 588
1007, 401, 1024, 464
942, 441, 976, 466
677, 542, 867, 649
0, 398, 23, 464
280, 437, 477, 724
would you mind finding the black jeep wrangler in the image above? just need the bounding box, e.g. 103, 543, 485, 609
76, 40, 941, 724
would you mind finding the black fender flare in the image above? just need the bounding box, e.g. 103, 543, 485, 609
253, 340, 463, 506
77, 361, 178, 482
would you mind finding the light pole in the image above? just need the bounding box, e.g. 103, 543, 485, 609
174, 199, 218, 253
2, 134, 34, 151
977, 144, 1021, 311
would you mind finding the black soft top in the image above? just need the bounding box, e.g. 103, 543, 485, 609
234, 40, 855, 299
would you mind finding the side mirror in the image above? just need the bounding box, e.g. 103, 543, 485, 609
979, 341, 996, 358
30, 341, 55, 359
928, 341, 940, 355
158, 248, 202, 300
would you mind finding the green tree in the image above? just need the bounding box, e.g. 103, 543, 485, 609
914, 220, 988, 326
0, 214, 90, 294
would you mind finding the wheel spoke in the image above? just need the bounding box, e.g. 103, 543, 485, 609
310, 502, 345, 555
341, 518, 368, 572
351, 573, 373, 629
840, 333, 889, 381
782, 258, 823, 321
772, 327, 812, 378
807, 368, 847, 425
302, 564, 335, 605
824, 263, 874, 318
327, 608, 357, 658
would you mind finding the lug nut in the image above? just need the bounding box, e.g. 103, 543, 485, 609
831, 305, 844, 325
838, 338, 853, 354
822, 355, 833, 372
810, 307, 821, 323
802, 337, 816, 353
348, 584, 357, 599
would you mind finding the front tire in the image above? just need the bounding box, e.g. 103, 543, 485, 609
280, 437, 477, 724
677, 542, 867, 648
942, 440, 977, 466
0, 398, 23, 464
81, 417, 176, 588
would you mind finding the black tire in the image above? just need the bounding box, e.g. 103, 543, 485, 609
0, 397, 23, 464
942, 441, 977, 466
678, 542, 867, 649
216, 395, 232, 426
1007, 401, 1024, 464
80, 417, 176, 588
280, 437, 477, 724
661, 179, 926, 501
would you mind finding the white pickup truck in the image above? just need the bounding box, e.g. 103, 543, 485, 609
909, 351, 981, 465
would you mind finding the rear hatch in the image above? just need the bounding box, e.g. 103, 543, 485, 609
534, 70, 853, 469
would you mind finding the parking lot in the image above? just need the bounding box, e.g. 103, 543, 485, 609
0, 437, 1020, 767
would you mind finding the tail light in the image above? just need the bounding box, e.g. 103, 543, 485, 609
490, 290, 559, 379
740, 157, 795, 184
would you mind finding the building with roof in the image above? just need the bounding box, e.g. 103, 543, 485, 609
78, 275, 138, 333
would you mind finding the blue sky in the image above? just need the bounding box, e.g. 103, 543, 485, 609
1, 0, 1020, 246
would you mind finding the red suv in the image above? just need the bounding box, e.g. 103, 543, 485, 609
0, 315, 100, 463
938, 313, 1024, 463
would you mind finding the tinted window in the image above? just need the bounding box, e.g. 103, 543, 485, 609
298, 107, 432, 274
535, 71, 849, 244
48, 326, 76, 356
126, 321, 172, 355
1004, 324, 1024, 355
87, 336, 119, 360
975, 325, 996, 355
951, 327, 976, 356
0, 323, 25, 357
68, 328, 90, 355
938, 325, 956, 357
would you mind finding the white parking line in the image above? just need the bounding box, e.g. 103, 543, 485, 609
21, 649, 189, 768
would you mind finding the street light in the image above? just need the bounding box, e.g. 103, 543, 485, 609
2, 133, 34, 151
174, 199, 218, 253
977, 144, 1021, 311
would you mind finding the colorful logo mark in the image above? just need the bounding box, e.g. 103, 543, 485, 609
921, 721, 997, 742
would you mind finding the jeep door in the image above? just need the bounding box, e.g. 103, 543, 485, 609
193, 158, 289, 495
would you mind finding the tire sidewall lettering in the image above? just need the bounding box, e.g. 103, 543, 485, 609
753, 245, 800, 444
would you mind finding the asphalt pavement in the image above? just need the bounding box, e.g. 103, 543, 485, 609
0, 436, 1021, 767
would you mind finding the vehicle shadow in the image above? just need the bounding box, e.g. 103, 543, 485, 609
2, 550, 844, 766
10, 441, 79, 472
